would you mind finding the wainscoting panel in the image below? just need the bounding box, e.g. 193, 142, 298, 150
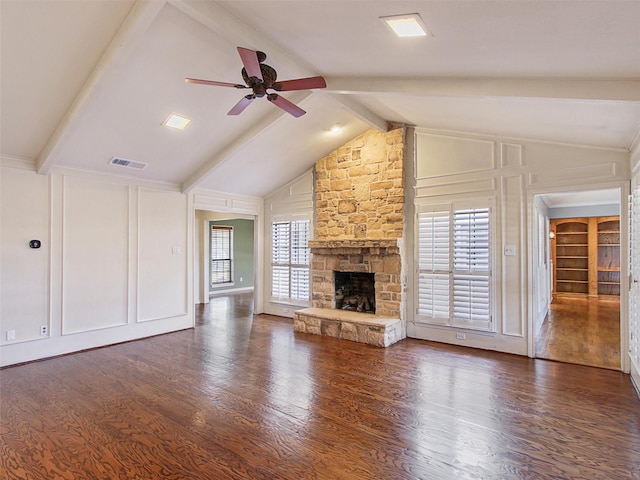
62, 176, 129, 334
416, 133, 495, 179
137, 188, 188, 322
529, 163, 617, 186
501, 175, 525, 337
500, 143, 524, 168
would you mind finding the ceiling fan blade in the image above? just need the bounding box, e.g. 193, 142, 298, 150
237, 47, 263, 81
273, 76, 327, 91
267, 94, 306, 117
228, 95, 254, 115
185, 78, 246, 88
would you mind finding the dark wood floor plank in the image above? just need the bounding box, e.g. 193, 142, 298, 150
2, 292, 639, 479
536, 296, 621, 369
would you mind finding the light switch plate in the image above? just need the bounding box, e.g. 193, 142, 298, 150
504, 244, 517, 256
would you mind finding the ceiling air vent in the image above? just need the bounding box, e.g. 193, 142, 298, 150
109, 157, 147, 170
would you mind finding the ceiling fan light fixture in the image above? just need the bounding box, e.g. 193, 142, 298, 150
163, 113, 191, 130
380, 13, 430, 38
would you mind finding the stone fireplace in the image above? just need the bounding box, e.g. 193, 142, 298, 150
293, 125, 407, 347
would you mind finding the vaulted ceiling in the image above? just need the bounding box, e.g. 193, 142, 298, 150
2, 0, 640, 198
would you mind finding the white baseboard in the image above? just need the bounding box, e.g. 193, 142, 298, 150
209, 287, 254, 296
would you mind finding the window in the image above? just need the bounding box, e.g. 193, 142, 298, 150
271, 219, 311, 302
211, 225, 233, 285
417, 202, 492, 331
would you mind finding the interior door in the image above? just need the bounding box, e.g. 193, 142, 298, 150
629, 188, 640, 372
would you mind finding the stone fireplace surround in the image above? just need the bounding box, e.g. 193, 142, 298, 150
293, 239, 403, 347
293, 126, 406, 347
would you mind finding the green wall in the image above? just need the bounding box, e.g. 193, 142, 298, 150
209, 219, 254, 291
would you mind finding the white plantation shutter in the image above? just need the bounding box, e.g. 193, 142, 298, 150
271, 266, 289, 299
418, 211, 451, 323
416, 203, 493, 331
272, 222, 290, 264
453, 209, 490, 325
271, 219, 311, 302
211, 226, 232, 284
291, 267, 310, 301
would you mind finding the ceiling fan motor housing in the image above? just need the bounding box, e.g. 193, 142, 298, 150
242, 63, 278, 97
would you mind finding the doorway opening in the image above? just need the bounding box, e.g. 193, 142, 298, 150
532, 188, 622, 370
194, 210, 256, 305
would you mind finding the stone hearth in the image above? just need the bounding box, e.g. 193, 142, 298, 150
293, 308, 401, 347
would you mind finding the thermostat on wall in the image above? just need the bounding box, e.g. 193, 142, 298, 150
29, 240, 41, 249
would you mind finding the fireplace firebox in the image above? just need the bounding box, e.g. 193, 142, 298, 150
334, 271, 375, 313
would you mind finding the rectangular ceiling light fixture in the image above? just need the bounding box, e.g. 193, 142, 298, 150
380, 13, 430, 38
163, 113, 191, 130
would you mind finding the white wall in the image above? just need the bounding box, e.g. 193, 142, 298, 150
263, 170, 314, 318
407, 130, 630, 356
0, 164, 192, 366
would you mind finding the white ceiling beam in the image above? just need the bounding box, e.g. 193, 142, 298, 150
36, 0, 166, 174
324, 77, 640, 102
326, 94, 388, 132
180, 92, 312, 194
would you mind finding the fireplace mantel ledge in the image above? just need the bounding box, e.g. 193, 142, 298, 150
308, 239, 400, 251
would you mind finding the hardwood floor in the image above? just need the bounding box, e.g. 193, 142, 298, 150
1, 292, 639, 479
535, 296, 621, 370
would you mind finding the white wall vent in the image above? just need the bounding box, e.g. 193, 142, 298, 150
109, 157, 147, 170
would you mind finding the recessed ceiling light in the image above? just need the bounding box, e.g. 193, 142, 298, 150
163, 113, 191, 130
329, 124, 342, 133
380, 13, 430, 38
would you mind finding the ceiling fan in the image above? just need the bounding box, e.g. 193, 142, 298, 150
185, 47, 326, 118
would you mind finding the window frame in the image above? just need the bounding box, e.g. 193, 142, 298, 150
415, 199, 495, 332
270, 217, 311, 305
210, 224, 233, 286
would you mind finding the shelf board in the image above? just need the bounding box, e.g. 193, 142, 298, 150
598, 267, 620, 272
557, 256, 588, 259
557, 280, 588, 284
598, 281, 620, 285
557, 268, 588, 271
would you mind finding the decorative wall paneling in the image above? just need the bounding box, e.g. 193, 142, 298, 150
0, 168, 192, 367
62, 176, 130, 334
263, 171, 314, 318
193, 191, 262, 215
137, 188, 188, 322
409, 129, 630, 357
501, 176, 525, 337
0, 168, 50, 344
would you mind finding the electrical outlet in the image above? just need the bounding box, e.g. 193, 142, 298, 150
40, 325, 48, 336
456, 333, 466, 340
6, 330, 16, 341
240, 277, 243, 282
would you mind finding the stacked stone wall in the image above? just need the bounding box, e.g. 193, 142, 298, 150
314, 126, 405, 240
